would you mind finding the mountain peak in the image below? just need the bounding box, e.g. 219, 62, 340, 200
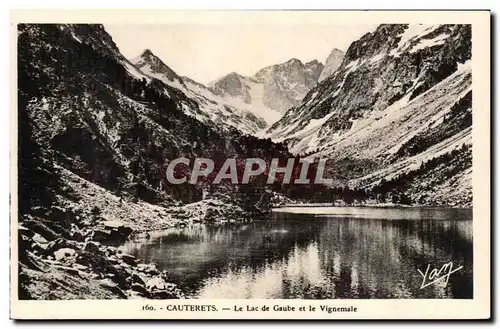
306, 59, 322, 67
208, 71, 250, 102
226, 71, 242, 79
285, 58, 302, 65
141, 48, 154, 57
132, 48, 158, 63
328, 48, 344, 55
131, 49, 185, 87
318, 48, 345, 82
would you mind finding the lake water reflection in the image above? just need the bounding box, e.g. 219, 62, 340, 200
120, 207, 473, 299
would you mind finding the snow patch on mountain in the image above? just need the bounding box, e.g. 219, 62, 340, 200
221, 78, 283, 125
123, 60, 151, 81
264, 24, 472, 205
314, 60, 471, 159
208, 57, 324, 125
410, 33, 450, 53
130, 50, 268, 135
390, 24, 443, 57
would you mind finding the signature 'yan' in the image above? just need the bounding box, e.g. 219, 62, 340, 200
417, 262, 463, 289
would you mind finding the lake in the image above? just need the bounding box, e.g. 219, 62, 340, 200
120, 207, 473, 299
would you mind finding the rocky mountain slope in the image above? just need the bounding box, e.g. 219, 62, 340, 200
318, 48, 344, 82
208, 58, 324, 125
17, 23, 292, 299
131, 49, 267, 135
266, 24, 472, 206
16, 23, 474, 300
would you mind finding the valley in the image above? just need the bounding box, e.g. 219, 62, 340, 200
16, 23, 473, 300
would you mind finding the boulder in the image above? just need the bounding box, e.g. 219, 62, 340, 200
118, 260, 131, 269
75, 251, 111, 274
130, 273, 146, 285
146, 277, 167, 291
91, 220, 133, 244
53, 248, 76, 261
98, 278, 127, 299
149, 289, 178, 299
70, 224, 85, 242
91, 229, 113, 243
130, 283, 149, 296
148, 282, 182, 299
44, 238, 79, 256
18, 225, 32, 237
137, 263, 159, 276
106, 246, 117, 256
160, 270, 169, 281
83, 241, 101, 254
18, 231, 33, 252
119, 253, 137, 266
32, 233, 49, 245
107, 255, 120, 264
22, 220, 59, 241
107, 264, 132, 290
49, 206, 78, 229
72, 263, 88, 272
54, 264, 81, 276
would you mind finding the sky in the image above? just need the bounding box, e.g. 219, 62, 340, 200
104, 24, 378, 84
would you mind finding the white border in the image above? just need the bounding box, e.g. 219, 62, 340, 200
2, 3, 497, 327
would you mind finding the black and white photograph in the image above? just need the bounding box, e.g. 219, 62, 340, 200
10, 9, 491, 320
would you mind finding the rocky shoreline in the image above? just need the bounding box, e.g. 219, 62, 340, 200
17, 164, 293, 300
18, 207, 187, 300
17, 190, 285, 300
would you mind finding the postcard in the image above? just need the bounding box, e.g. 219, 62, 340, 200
10, 9, 491, 320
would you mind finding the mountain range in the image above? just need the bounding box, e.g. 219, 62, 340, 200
131, 48, 334, 133
131, 49, 267, 134
265, 24, 472, 206
17, 23, 473, 226
17, 22, 473, 300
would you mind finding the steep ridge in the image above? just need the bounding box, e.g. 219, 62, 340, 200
318, 48, 344, 82
131, 50, 267, 135
208, 58, 324, 125
266, 24, 472, 206
131, 49, 186, 88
